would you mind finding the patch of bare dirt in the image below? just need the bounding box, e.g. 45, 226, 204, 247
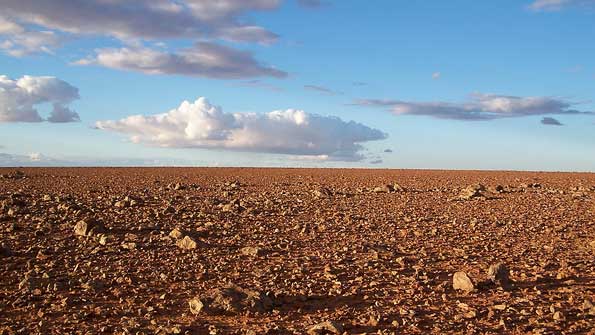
1, 167, 594, 334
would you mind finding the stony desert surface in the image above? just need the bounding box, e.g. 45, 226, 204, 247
1, 167, 594, 335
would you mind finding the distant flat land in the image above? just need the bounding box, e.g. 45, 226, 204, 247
1, 168, 594, 334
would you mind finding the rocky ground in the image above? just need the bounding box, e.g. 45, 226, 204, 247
1, 168, 594, 335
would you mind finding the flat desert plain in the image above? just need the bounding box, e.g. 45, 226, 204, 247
1, 168, 594, 334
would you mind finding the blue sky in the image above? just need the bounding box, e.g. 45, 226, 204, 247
0, 0, 594, 170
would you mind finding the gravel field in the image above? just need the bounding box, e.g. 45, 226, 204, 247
1, 168, 594, 334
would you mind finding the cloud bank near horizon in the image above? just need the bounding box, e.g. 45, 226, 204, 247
354, 93, 592, 121
95, 97, 387, 161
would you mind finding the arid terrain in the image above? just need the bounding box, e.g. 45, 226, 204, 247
1, 168, 594, 334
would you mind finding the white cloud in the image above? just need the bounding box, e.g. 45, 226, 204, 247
432, 72, 441, 80
529, 0, 594, 10
0, 17, 65, 56
1, 30, 64, 57
354, 93, 593, 121
76, 42, 286, 79
0, 74, 80, 123
0, 17, 23, 34
27, 152, 43, 161
96, 97, 387, 161
47, 103, 80, 123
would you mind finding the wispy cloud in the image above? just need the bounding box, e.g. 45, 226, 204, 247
297, 0, 328, 9
0, 74, 80, 123
566, 65, 584, 73
541, 116, 564, 126
354, 93, 593, 121
432, 72, 441, 80
528, 0, 595, 11
304, 84, 339, 95
233, 80, 283, 92
96, 97, 387, 161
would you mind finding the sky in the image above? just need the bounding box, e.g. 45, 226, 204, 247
0, 0, 594, 171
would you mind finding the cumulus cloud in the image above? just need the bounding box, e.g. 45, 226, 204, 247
0, 74, 80, 123
76, 42, 287, 79
383, 148, 393, 153
529, 0, 595, 10
304, 85, 338, 95
354, 93, 593, 121
47, 103, 80, 123
96, 97, 387, 161
541, 117, 564, 126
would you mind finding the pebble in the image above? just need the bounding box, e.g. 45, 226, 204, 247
453, 271, 475, 293
176, 236, 197, 250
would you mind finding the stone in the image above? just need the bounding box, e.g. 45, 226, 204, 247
121, 242, 137, 250
487, 263, 510, 288
0, 244, 11, 257
453, 271, 475, 293
240, 246, 263, 257
491, 185, 505, 193
312, 187, 332, 198
307, 321, 343, 335
169, 228, 184, 239
393, 183, 406, 192
18, 276, 50, 292
98, 234, 109, 246
74, 219, 105, 236
189, 298, 204, 315
114, 200, 129, 208
201, 285, 273, 314
176, 236, 197, 250
169, 183, 184, 190
374, 184, 394, 193
459, 184, 486, 200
